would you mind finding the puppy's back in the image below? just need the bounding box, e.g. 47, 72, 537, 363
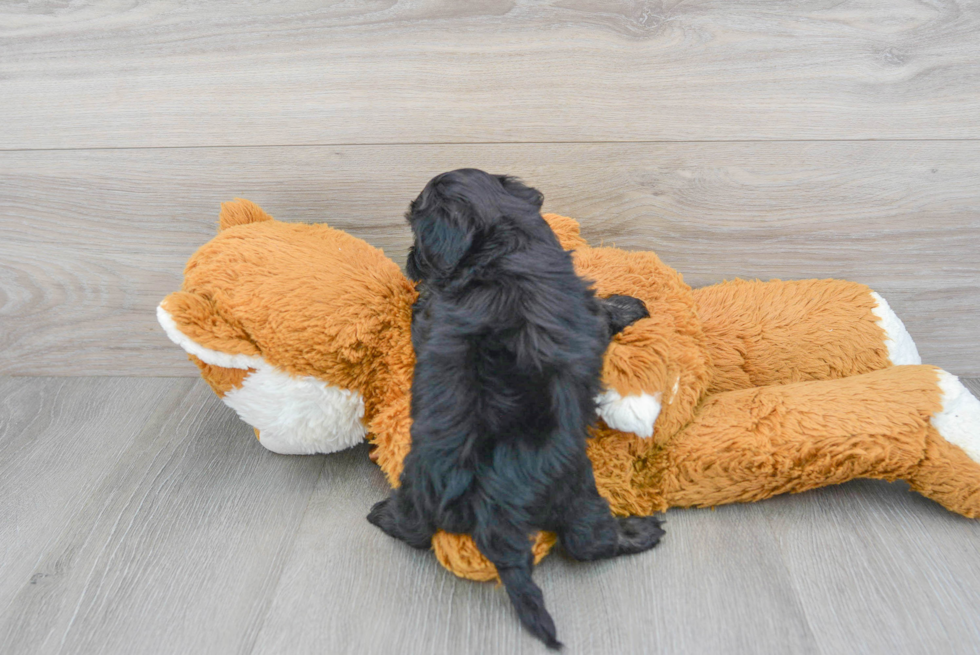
408, 192, 608, 497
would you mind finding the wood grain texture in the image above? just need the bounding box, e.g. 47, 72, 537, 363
250, 444, 818, 655
1, 0, 979, 149
760, 479, 980, 655
964, 378, 980, 397
0, 377, 192, 615
0, 379, 324, 655
1, 378, 978, 654
2, 141, 978, 376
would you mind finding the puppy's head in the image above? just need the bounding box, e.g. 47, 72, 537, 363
405, 169, 545, 282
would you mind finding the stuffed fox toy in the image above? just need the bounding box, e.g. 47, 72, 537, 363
158, 199, 980, 581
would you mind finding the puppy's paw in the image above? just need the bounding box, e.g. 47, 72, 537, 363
615, 515, 665, 555
368, 497, 435, 549
601, 294, 650, 336
367, 498, 396, 536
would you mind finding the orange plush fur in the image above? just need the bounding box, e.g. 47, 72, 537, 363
159, 200, 980, 582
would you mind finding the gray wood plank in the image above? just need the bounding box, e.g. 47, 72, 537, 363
1, 378, 977, 653
963, 378, 980, 397
760, 479, 980, 655
1, 0, 979, 149
2, 141, 978, 376
0, 377, 192, 615
250, 444, 817, 655
0, 379, 324, 655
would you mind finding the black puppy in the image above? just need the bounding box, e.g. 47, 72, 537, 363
367, 169, 664, 649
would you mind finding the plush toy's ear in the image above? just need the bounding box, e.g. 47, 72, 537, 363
218, 198, 274, 232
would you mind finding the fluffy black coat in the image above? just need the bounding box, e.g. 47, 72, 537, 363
367, 169, 664, 649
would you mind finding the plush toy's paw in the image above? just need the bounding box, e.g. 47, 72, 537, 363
596, 388, 662, 438
594, 293, 661, 437
615, 515, 665, 555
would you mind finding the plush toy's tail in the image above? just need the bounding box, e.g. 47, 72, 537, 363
218, 198, 274, 231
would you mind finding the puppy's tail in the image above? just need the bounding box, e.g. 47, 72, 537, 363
498, 565, 562, 649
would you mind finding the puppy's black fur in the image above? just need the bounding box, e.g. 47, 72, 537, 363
367, 169, 664, 649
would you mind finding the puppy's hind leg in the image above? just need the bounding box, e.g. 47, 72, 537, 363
614, 514, 666, 555
367, 490, 436, 550
474, 521, 562, 650
558, 486, 664, 561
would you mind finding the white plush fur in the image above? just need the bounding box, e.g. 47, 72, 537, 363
222, 364, 367, 455
596, 388, 662, 439
870, 292, 921, 366
157, 303, 367, 455
932, 370, 980, 464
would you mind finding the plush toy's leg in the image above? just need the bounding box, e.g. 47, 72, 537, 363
694, 279, 920, 394
630, 365, 980, 518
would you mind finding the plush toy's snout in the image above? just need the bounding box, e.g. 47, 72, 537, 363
158, 199, 415, 455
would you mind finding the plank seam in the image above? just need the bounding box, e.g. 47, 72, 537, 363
2, 138, 979, 154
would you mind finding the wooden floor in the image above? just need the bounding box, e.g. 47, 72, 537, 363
2, 1, 979, 653
0, 376, 979, 655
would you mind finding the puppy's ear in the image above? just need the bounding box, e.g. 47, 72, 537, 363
405, 245, 425, 282
495, 175, 544, 211
406, 198, 474, 279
